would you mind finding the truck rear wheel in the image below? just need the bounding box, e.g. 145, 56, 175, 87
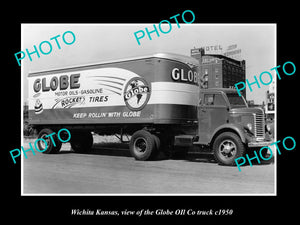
212, 132, 245, 166
129, 130, 158, 161
70, 131, 93, 153
37, 128, 62, 154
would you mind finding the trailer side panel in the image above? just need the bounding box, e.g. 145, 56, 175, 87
28, 54, 199, 126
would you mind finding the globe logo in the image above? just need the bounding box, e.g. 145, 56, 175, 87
124, 77, 151, 111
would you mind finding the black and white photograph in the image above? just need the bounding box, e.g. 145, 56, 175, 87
21, 23, 276, 195
5, 5, 298, 223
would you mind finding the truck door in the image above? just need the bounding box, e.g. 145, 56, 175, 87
198, 93, 229, 144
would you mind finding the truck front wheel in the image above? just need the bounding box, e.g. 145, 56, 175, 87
129, 130, 158, 161
212, 132, 246, 166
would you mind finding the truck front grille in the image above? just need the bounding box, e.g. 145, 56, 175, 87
254, 110, 265, 139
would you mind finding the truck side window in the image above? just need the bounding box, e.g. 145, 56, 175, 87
204, 94, 226, 106
214, 94, 227, 106
204, 94, 214, 105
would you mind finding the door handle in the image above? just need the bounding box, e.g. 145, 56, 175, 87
201, 108, 206, 112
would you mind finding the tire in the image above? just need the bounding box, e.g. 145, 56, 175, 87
129, 130, 158, 161
212, 132, 246, 166
37, 128, 62, 154
70, 131, 93, 153
152, 134, 161, 151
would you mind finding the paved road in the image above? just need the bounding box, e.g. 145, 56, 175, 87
22, 139, 275, 195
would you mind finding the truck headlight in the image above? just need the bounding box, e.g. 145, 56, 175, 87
246, 123, 253, 131
266, 124, 271, 132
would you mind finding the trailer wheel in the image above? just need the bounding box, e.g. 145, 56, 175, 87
152, 134, 161, 150
129, 130, 158, 161
212, 132, 245, 166
37, 128, 62, 154
70, 131, 93, 153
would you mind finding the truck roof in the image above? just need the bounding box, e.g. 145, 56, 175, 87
28, 52, 200, 77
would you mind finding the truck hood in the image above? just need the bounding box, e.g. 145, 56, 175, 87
230, 107, 263, 115
230, 107, 266, 140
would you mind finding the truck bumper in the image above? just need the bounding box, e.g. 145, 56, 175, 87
247, 140, 273, 148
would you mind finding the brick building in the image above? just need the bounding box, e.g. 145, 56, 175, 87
191, 48, 246, 97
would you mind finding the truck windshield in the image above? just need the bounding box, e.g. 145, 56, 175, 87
226, 93, 247, 107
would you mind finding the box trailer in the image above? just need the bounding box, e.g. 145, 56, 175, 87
28, 53, 272, 165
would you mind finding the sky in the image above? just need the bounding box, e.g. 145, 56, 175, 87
21, 24, 276, 104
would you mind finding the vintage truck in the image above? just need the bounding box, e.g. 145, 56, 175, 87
28, 53, 272, 165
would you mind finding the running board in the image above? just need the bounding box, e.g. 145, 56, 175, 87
174, 135, 195, 147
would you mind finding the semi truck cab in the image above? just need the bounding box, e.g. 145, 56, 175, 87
176, 88, 273, 165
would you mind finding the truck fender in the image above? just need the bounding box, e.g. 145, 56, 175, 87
210, 123, 247, 145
